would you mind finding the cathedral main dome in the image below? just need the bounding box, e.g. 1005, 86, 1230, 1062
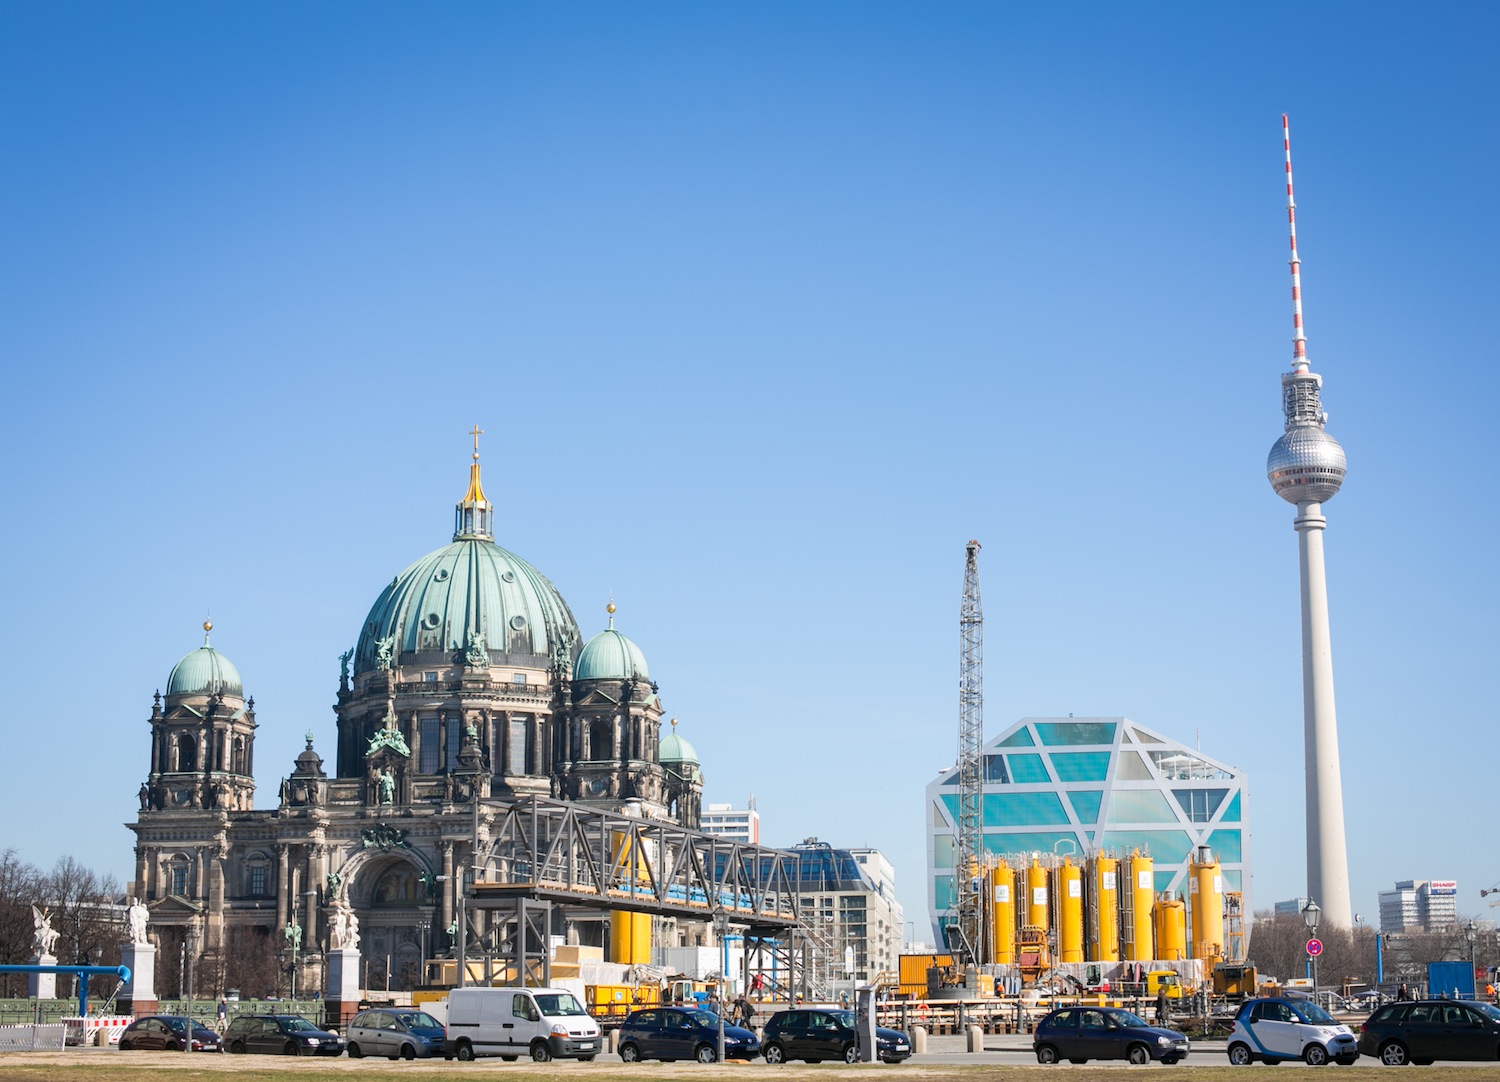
352, 452, 580, 675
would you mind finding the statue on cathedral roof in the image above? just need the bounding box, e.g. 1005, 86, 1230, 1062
464, 629, 489, 670
365, 710, 410, 758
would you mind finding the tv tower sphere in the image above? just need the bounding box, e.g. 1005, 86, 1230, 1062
1267, 418, 1346, 504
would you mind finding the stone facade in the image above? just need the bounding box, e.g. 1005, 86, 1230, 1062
125, 454, 704, 994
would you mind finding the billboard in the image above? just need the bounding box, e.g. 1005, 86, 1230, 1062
1428, 880, 1457, 895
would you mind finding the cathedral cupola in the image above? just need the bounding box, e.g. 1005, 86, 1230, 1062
453, 424, 494, 541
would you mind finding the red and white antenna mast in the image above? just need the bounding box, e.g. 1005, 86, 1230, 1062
1284, 114, 1309, 374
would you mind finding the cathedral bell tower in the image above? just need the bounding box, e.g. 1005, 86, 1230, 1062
141, 622, 257, 814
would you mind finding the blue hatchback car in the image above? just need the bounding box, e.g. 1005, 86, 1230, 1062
1033, 1006, 1191, 1065
617, 1007, 760, 1063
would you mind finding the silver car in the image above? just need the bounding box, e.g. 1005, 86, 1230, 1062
346, 1008, 448, 1060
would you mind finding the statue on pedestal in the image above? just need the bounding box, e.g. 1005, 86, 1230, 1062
31, 906, 58, 957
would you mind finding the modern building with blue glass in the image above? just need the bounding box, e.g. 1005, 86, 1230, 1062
926, 717, 1249, 943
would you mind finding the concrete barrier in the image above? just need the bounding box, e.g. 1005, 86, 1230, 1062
966, 1023, 984, 1052
608, 1029, 620, 1054
911, 1025, 926, 1054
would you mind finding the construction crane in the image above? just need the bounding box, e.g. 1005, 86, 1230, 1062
949, 540, 984, 963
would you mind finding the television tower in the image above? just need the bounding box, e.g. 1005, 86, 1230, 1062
1266, 115, 1353, 929
955, 540, 984, 956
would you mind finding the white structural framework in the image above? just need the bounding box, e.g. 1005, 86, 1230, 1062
1265, 115, 1352, 929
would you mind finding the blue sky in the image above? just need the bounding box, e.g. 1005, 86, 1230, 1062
2, 2, 1496, 940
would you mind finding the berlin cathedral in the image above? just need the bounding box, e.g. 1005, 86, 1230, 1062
126, 439, 704, 993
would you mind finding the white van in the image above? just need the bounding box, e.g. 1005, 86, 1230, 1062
446, 986, 603, 1062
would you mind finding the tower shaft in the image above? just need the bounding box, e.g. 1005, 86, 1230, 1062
956, 540, 984, 956
1267, 117, 1352, 929
1296, 504, 1352, 926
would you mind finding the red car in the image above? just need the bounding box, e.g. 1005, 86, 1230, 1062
117, 1015, 222, 1052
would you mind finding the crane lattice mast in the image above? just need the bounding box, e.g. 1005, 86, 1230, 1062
956, 539, 984, 959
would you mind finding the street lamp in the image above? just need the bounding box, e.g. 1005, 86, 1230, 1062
183, 924, 199, 1057
1466, 921, 1478, 998
1302, 900, 1321, 1002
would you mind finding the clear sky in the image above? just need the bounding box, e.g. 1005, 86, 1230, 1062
2, 2, 1496, 939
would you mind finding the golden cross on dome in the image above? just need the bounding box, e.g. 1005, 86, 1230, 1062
468, 424, 484, 461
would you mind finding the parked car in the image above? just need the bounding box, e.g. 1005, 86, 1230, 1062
760, 1008, 911, 1064
1227, 997, 1359, 1065
1358, 999, 1500, 1065
1032, 1006, 1190, 1065
117, 1015, 222, 1052
223, 1014, 344, 1056
617, 1007, 760, 1063
346, 1008, 448, 1060
445, 986, 603, 1062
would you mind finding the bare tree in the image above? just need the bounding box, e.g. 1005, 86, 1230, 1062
0, 850, 42, 996
1248, 911, 1378, 994
40, 856, 123, 973
221, 926, 282, 999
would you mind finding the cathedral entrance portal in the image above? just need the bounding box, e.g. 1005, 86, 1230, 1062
350, 857, 437, 993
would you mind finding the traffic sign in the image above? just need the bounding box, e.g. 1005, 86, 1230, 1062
1306, 938, 1323, 957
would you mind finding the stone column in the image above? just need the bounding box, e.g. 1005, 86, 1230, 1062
119, 943, 157, 1016
440, 843, 455, 931
276, 845, 290, 930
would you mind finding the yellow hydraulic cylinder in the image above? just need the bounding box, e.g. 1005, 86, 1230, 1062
1056, 860, 1084, 963
1190, 849, 1225, 960
990, 864, 1017, 965
1124, 852, 1155, 962
1154, 893, 1187, 961
1024, 859, 1050, 932
1091, 856, 1120, 962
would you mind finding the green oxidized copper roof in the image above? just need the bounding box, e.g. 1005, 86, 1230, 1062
575, 627, 650, 682
659, 724, 699, 765
166, 623, 244, 697
355, 537, 579, 674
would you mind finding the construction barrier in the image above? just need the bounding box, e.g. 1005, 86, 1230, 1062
0, 1024, 67, 1052
63, 1016, 133, 1047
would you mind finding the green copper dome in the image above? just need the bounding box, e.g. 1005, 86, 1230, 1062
659, 725, 699, 766
354, 454, 581, 674
166, 626, 244, 698
575, 627, 650, 682
356, 537, 580, 674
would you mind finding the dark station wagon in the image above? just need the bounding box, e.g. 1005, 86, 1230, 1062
1358, 999, 1500, 1065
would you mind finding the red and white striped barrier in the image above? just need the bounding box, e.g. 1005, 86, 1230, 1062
62, 1015, 133, 1046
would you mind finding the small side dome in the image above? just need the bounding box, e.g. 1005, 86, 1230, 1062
574, 604, 649, 681
166, 622, 244, 698
659, 721, 699, 767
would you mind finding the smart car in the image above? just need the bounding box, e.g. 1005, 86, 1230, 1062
1358, 999, 1500, 1065
761, 1008, 911, 1064
617, 1007, 759, 1063
1227, 997, 1359, 1065
1033, 1005, 1190, 1064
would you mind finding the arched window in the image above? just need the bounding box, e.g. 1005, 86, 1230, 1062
170, 856, 191, 897
589, 719, 611, 761
233, 737, 246, 775
176, 734, 196, 772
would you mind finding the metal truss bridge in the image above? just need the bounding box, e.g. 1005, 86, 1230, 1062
469, 797, 802, 928
452, 797, 838, 997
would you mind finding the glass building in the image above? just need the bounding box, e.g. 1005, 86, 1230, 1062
926, 717, 1250, 942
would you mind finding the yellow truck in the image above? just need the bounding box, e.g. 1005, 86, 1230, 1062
1146, 970, 1191, 1000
